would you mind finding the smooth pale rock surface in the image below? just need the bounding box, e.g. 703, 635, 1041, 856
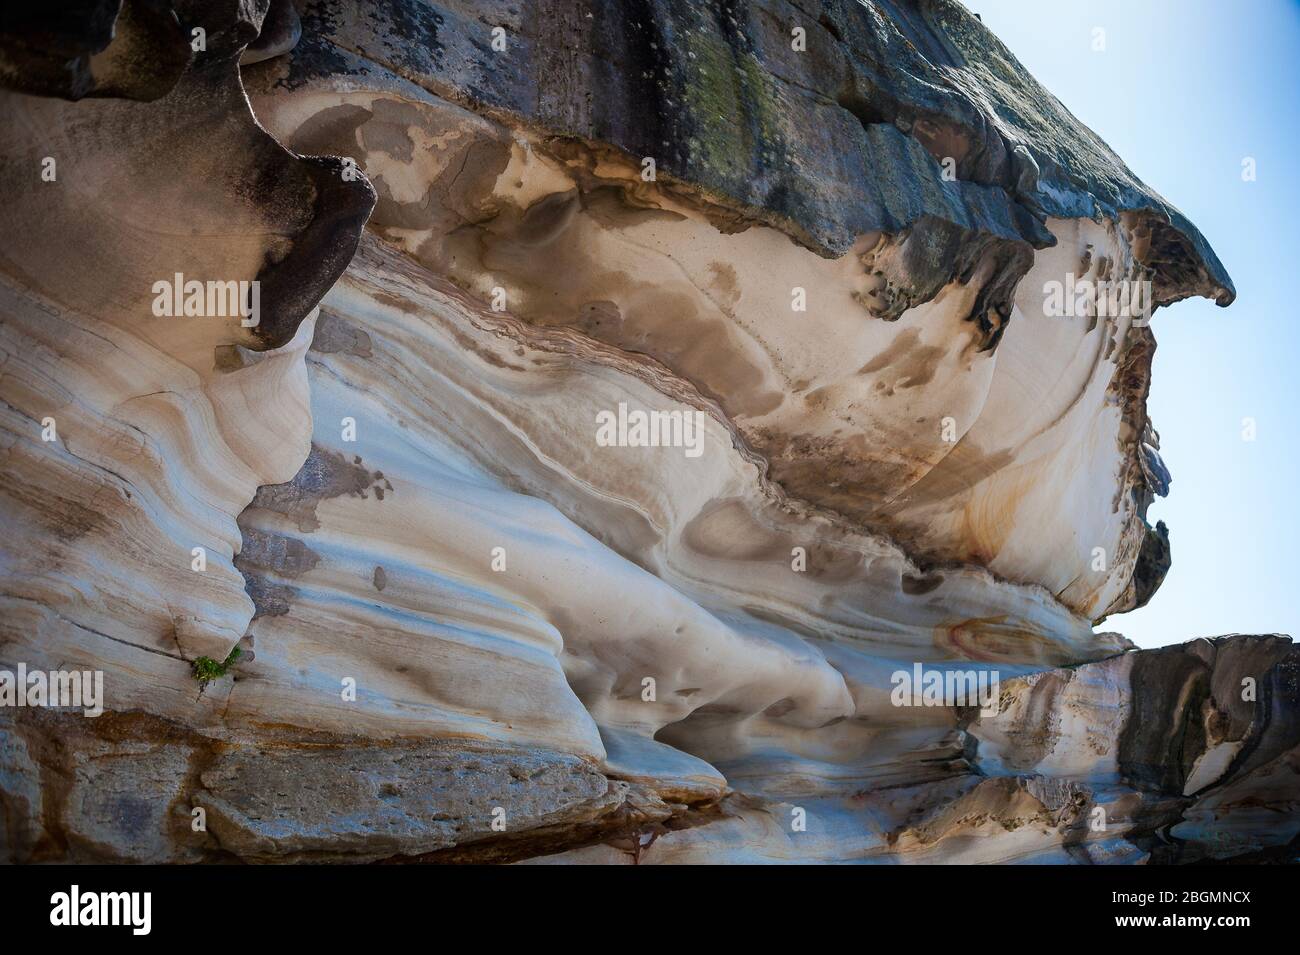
1, 1, 1293, 865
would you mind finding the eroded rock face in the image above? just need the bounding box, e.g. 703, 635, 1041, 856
1, 1, 1293, 865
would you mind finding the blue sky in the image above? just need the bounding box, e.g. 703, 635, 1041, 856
963, 0, 1300, 646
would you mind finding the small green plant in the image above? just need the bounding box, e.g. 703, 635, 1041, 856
191, 647, 242, 686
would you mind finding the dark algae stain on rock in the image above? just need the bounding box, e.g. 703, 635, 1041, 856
1118, 645, 1210, 794
245, 444, 393, 534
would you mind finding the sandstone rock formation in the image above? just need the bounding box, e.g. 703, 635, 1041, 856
1, 0, 1293, 865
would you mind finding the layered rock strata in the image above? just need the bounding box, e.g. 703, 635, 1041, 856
1, 0, 1292, 865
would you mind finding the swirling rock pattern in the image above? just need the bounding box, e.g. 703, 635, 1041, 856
0, 0, 1293, 865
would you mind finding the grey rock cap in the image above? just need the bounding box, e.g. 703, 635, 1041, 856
277, 0, 1233, 309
